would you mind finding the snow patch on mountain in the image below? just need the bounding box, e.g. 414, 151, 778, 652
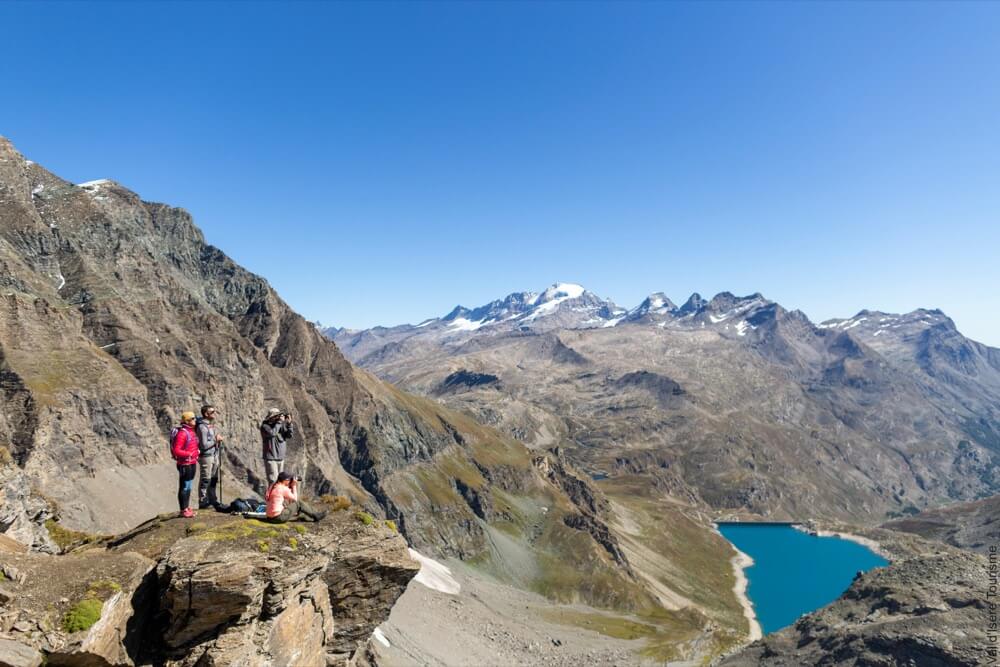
409, 548, 461, 595
449, 317, 487, 331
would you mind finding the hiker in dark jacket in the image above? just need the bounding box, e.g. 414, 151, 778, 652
171, 411, 200, 518
196, 404, 225, 509
260, 407, 294, 486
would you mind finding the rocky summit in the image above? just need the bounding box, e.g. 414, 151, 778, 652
0, 508, 417, 666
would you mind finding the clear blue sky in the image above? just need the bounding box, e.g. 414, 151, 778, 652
3, 1, 998, 344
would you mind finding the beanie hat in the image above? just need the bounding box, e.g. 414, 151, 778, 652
181, 411, 196, 422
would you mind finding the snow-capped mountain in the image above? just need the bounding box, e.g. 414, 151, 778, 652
325, 284, 786, 363
421, 282, 625, 333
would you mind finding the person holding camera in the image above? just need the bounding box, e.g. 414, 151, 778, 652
260, 407, 294, 486
264, 471, 326, 523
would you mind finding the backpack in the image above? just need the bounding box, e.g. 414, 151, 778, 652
227, 498, 263, 514
170, 427, 195, 461
169, 427, 181, 460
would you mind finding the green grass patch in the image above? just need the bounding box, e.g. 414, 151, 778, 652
288, 537, 298, 550
293, 524, 307, 535
45, 519, 101, 552
257, 540, 270, 553
384, 520, 397, 532
194, 519, 286, 542
62, 597, 104, 633
355, 511, 374, 526
87, 579, 121, 596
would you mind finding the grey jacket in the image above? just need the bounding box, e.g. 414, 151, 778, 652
260, 419, 293, 461
196, 418, 220, 457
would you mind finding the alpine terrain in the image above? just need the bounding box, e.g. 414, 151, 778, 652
330, 283, 1000, 522
0, 138, 758, 665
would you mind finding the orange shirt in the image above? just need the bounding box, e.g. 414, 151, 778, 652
265, 483, 297, 518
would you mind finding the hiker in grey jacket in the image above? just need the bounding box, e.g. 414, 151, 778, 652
260, 407, 294, 485
197, 405, 225, 509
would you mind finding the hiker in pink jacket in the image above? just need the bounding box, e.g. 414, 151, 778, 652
264, 472, 325, 523
171, 411, 200, 518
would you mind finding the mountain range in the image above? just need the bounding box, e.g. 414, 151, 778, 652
329, 282, 1000, 522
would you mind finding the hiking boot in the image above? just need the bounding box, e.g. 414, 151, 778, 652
312, 510, 328, 522
181, 507, 197, 518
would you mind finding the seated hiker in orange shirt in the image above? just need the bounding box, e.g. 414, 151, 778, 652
264, 472, 326, 523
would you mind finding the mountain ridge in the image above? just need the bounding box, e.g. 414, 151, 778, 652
328, 281, 1000, 523
324, 282, 992, 351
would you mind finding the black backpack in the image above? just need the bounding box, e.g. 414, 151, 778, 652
225, 497, 262, 513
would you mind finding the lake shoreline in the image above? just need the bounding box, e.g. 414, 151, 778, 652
792, 525, 893, 561
730, 547, 763, 641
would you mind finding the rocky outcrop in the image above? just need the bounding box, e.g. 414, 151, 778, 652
0, 464, 56, 554
0, 510, 417, 666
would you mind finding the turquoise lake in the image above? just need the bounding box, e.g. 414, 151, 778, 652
717, 523, 889, 634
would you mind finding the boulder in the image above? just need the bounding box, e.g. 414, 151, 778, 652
0, 512, 417, 667
0, 638, 42, 667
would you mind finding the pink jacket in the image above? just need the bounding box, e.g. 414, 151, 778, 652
265, 483, 297, 518
171, 424, 200, 466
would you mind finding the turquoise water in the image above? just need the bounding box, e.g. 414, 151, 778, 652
717, 523, 888, 634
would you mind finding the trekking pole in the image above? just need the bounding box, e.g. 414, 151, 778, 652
218, 442, 224, 507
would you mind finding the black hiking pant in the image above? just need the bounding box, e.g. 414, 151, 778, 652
177, 464, 197, 511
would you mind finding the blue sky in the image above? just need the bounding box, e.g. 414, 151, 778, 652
2, 1, 998, 344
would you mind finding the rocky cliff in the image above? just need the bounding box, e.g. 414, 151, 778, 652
0, 508, 417, 666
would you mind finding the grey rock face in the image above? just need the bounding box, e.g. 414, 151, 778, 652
0, 637, 42, 667
0, 465, 56, 554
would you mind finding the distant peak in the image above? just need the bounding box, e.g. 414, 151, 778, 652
677, 293, 707, 315
630, 292, 677, 316
442, 305, 470, 321
537, 282, 586, 302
